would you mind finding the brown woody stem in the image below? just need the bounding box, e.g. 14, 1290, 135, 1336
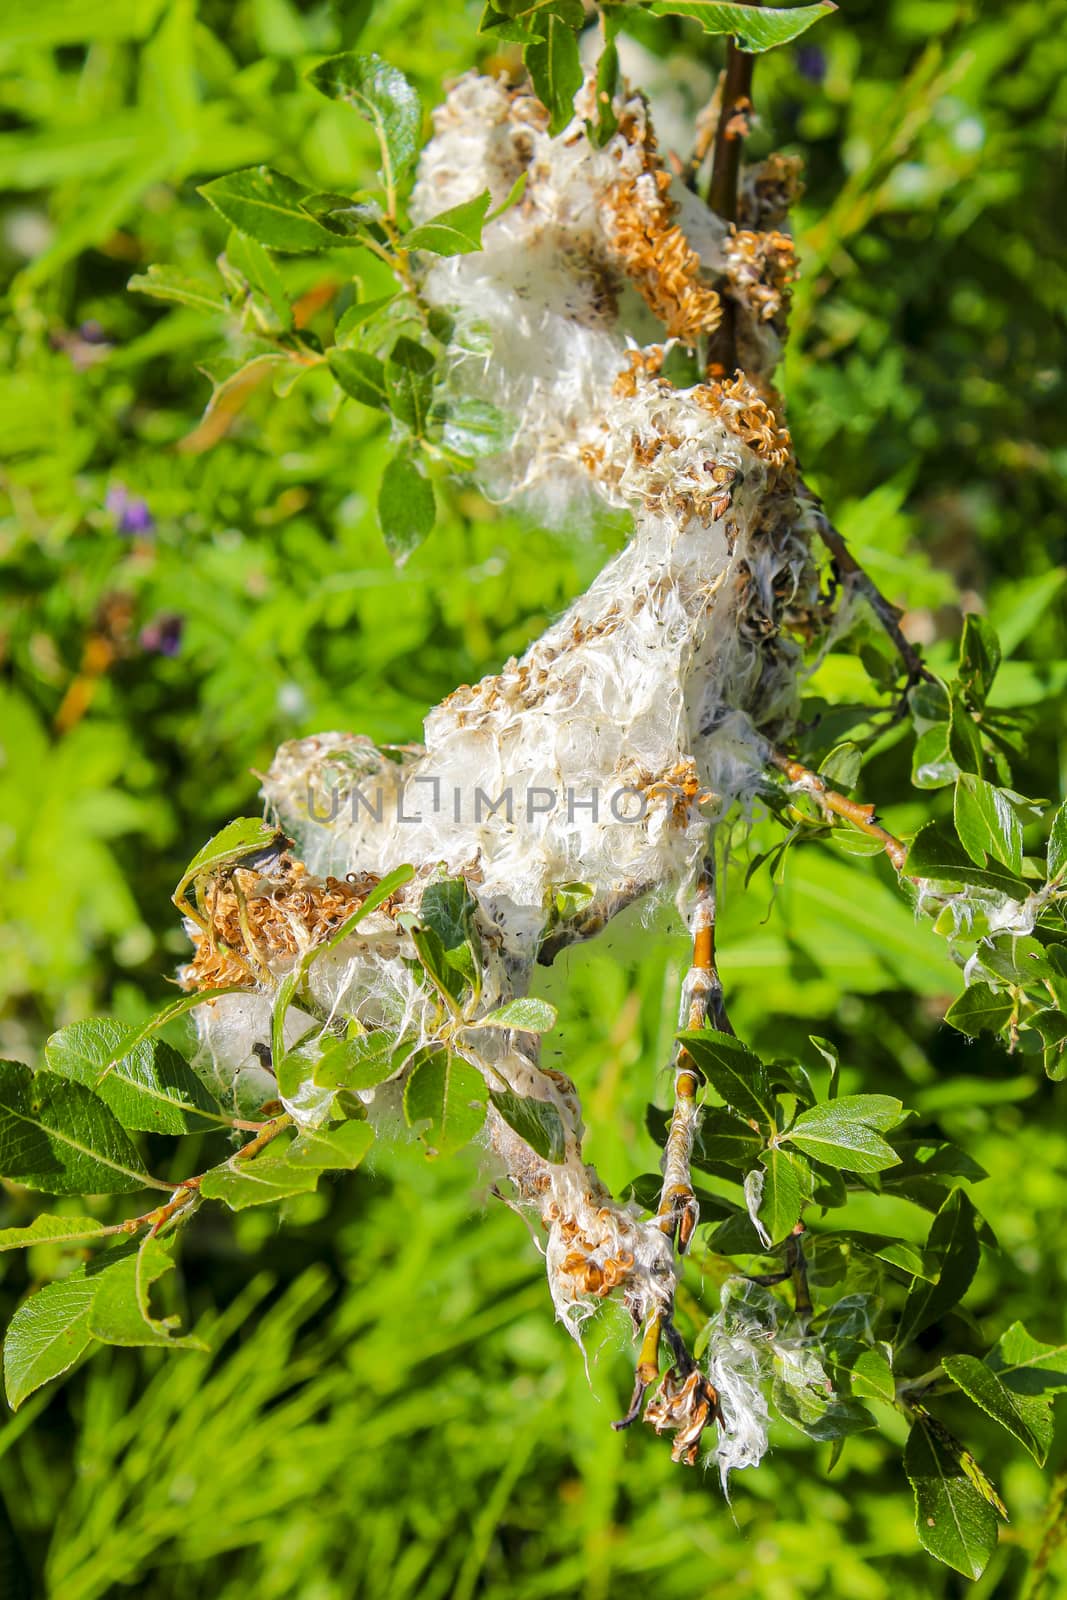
799, 480, 932, 687
771, 751, 908, 871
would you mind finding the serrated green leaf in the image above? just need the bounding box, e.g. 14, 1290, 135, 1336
335, 294, 398, 343
175, 817, 285, 900
692, 1108, 762, 1172
645, 2, 836, 52
912, 723, 958, 790
306, 52, 422, 194
222, 229, 292, 331
403, 190, 492, 256
957, 614, 1001, 707
328, 348, 389, 409
88, 1236, 204, 1350
943, 1355, 1051, 1465
0, 1214, 108, 1252
198, 168, 349, 252
403, 1050, 487, 1157
897, 1189, 980, 1348
525, 16, 584, 135
953, 774, 1023, 873
1048, 800, 1067, 881
128, 264, 227, 315
944, 982, 1013, 1039
756, 1146, 804, 1245
489, 1087, 566, 1162
904, 1412, 999, 1579
785, 1097, 902, 1173
3, 1274, 97, 1410
904, 822, 1029, 898
0, 1061, 159, 1196
677, 1028, 775, 1130
310, 1034, 399, 1092
479, 997, 558, 1033
850, 1348, 895, 1404
986, 1322, 1067, 1394
45, 1020, 223, 1134
384, 336, 436, 435
199, 1147, 318, 1210
378, 449, 436, 563
286, 1120, 375, 1171
441, 398, 514, 459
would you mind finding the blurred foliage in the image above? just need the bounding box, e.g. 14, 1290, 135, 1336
1, 0, 1066, 1595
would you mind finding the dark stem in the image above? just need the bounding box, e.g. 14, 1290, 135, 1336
706, 29, 758, 377
707, 38, 756, 221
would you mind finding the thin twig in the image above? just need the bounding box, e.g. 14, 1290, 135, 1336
705, 13, 758, 378
770, 751, 909, 871
799, 479, 933, 687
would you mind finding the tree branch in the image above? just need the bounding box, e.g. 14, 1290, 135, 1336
770, 750, 908, 871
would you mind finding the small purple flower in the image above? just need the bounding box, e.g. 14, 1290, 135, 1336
140, 613, 184, 656
106, 484, 155, 537
796, 44, 826, 84
79, 320, 109, 345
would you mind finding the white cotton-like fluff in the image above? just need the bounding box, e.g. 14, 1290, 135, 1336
703, 1278, 777, 1490
187, 72, 820, 1371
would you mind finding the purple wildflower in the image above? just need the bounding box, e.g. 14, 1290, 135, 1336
140, 614, 184, 656
106, 484, 155, 537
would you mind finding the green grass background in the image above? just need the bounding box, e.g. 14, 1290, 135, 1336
1, 1, 1065, 1594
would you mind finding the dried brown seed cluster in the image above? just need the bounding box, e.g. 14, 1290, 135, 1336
612, 343, 667, 399
180, 856, 383, 990
722, 226, 798, 331
644, 758, 717, 827
604, 113, 721, 345
644, 1367, 721, 1466
695, 373, 794, 472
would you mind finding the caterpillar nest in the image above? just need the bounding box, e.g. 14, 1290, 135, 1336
182, 71, 836, 1482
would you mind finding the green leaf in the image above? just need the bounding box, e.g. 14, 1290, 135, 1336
335, 294, 398, 342
944, 982, 1013, 1039
328, 349, 389, 410
306, 52, 422, 193
525, 17, 584, 135
948, 693, 984, 776
222, 230, 293, 331
3, 1275, 97, 1411
897, 1190, 980, 1348
645, 2, 836, 52
0, 1214, 108, 1252
0, 0, 167, 46
127, 264, 227, 315
403, 1050, 488, 1157
175, 817, 286, 900
0, 1061, 157, 1196
689, 1110, 759, 1175
441, 398, 514, 459
912, 724, 958, 790
904, 1412, 999, 1579
311, 1034, 399, 1092
478, 997, 558, 1033
45, 1020, 223, 1134
850, 1348, 896, 1404
385, 336, 436, 435
378, 449, 436, 563
784, 1096, 903, 1174
953, 775, 1023, 873
489, 1088, 566, 1163
677, 1028, 775, 1131
87, 1237, 204, 1350
286, 1120, 375, 1171
957, 614, 1001, 707
756, 1147, 804, 1245
904, 822, 1029, 898
985, 1321, 1067, 1394
198, 168, 349, 253
403, 191, 492, 255
199, 1148, 318, 1210
1048, 800, 1067, 881
419, 878, 480, 956
942, 1354, 1052, 1465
